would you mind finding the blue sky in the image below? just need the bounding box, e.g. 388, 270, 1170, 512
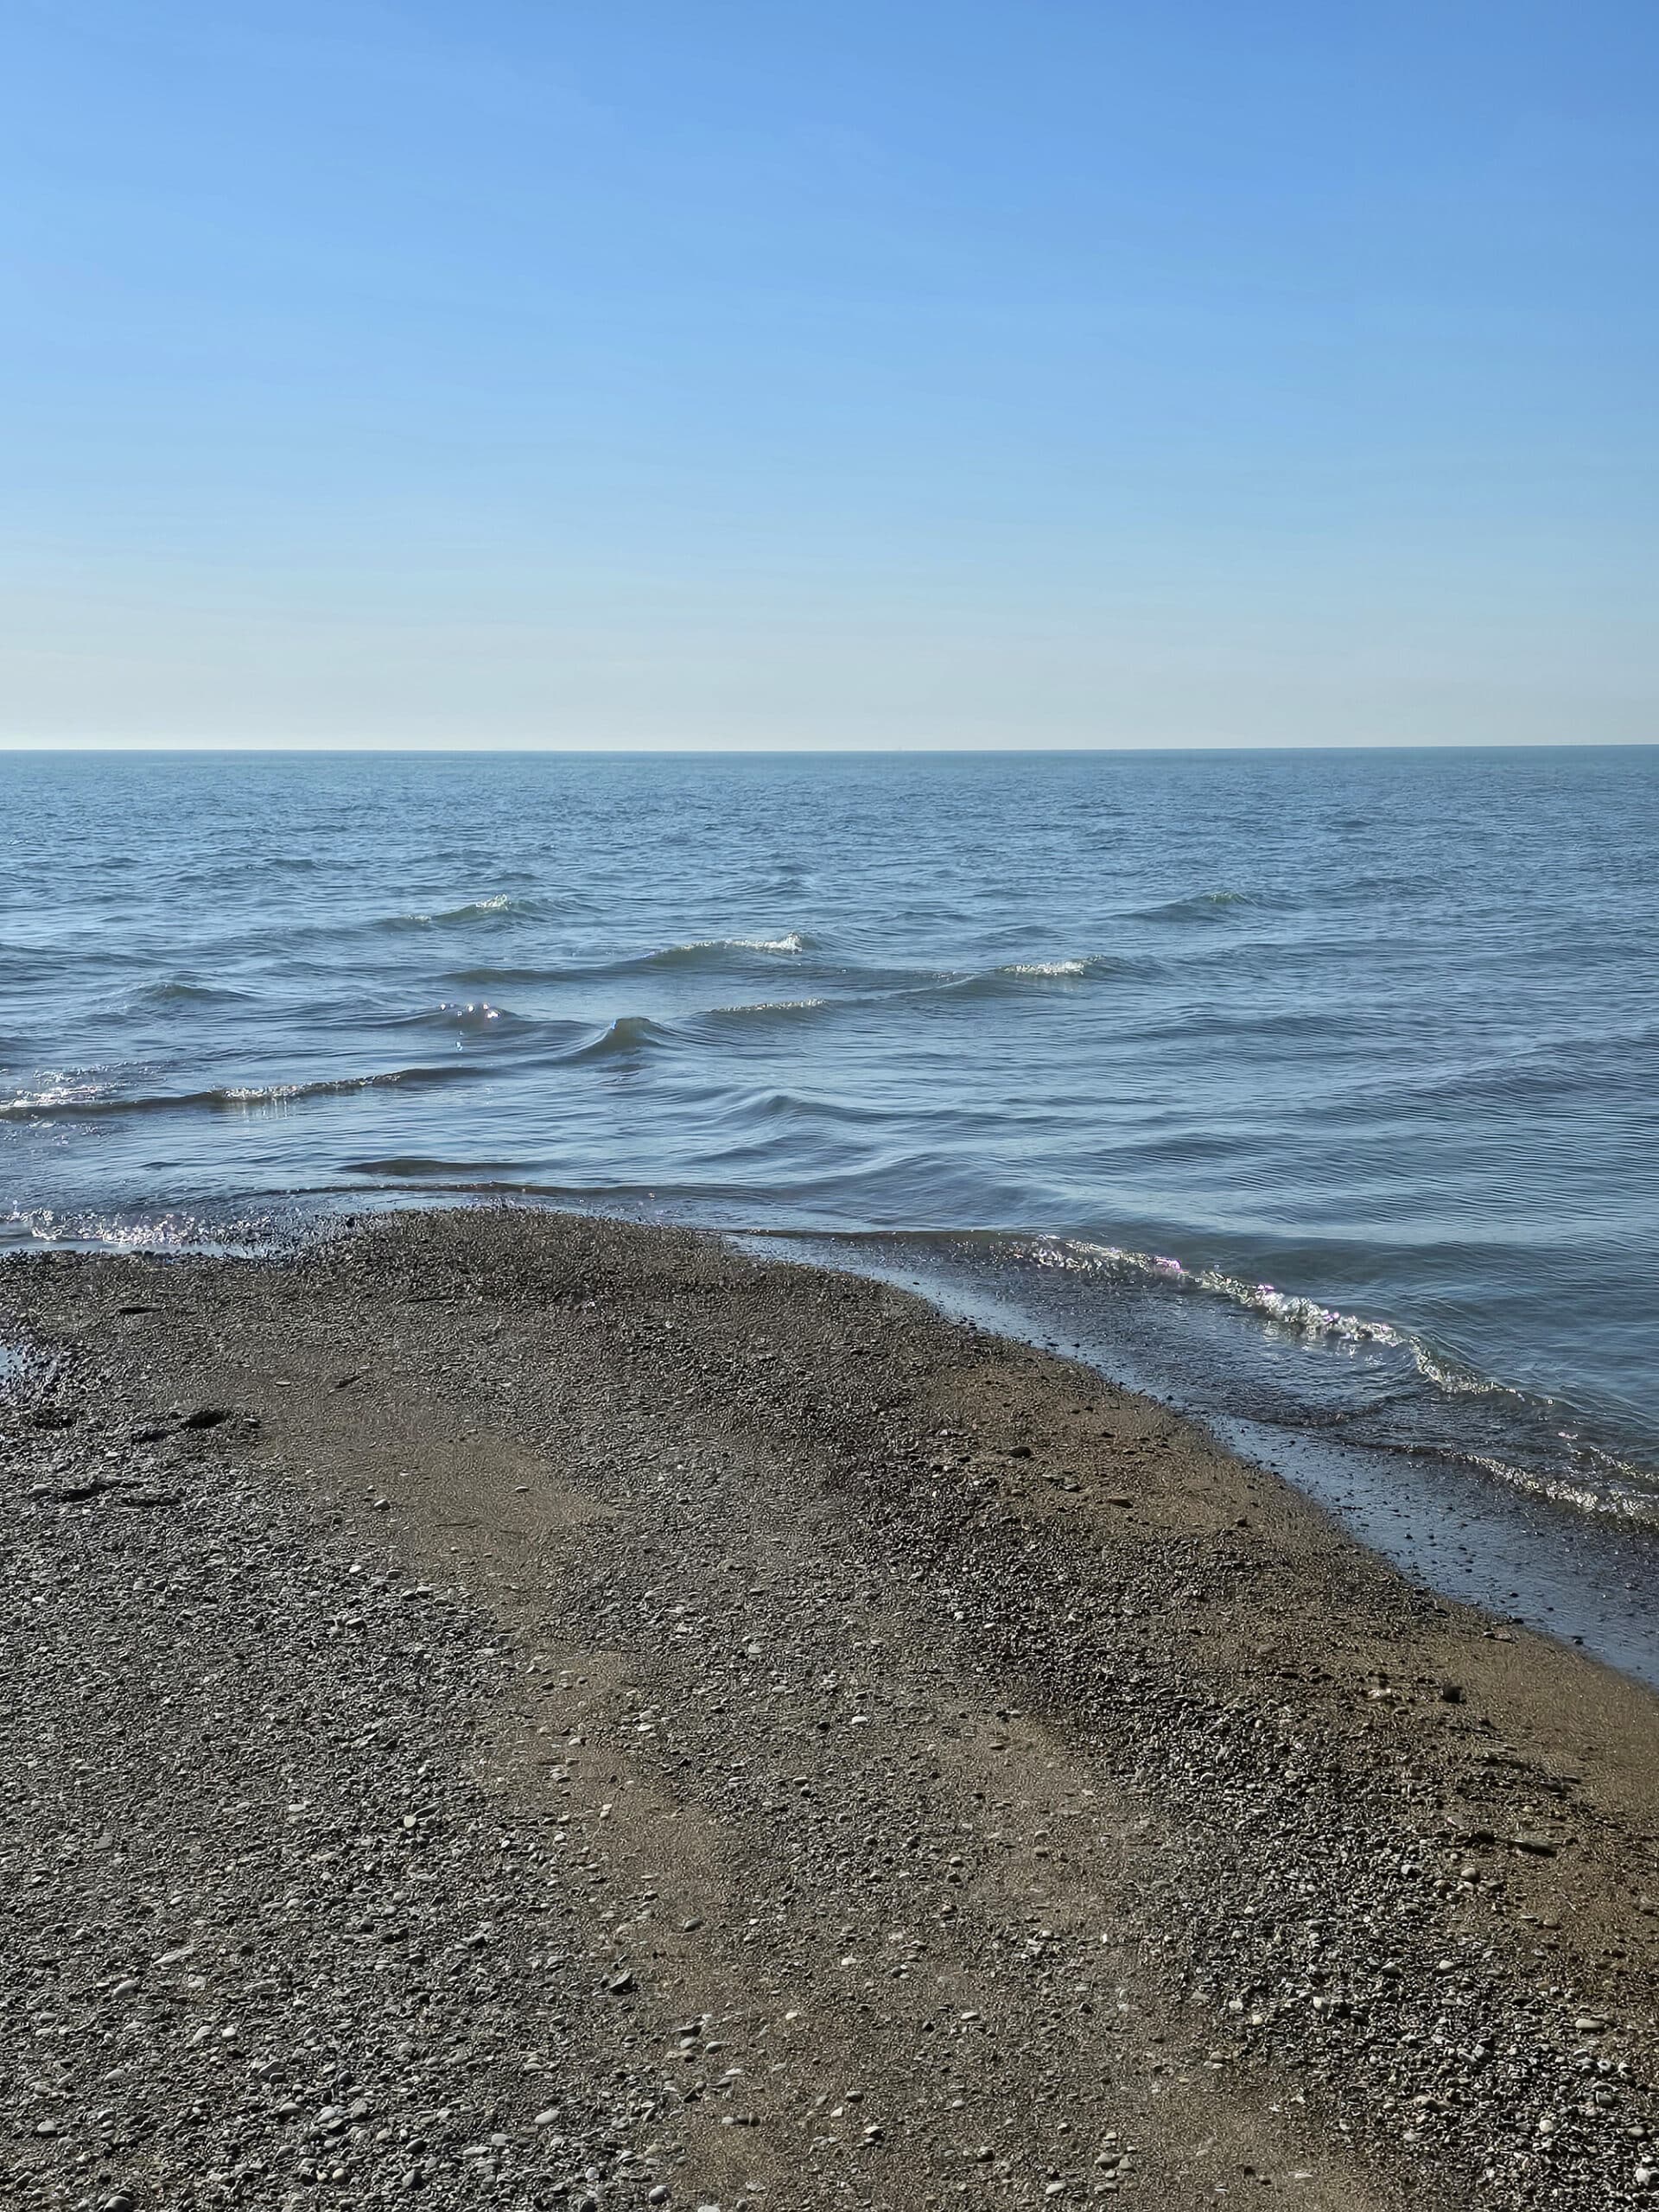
3, 1, 1656, 747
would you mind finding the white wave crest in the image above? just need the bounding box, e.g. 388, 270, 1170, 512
1, 1076, 112, 1115
1029, 1236, 1405, 1346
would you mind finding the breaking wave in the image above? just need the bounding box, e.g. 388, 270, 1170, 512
1022, 1234, 1408, 1345
936, 954, 1139, 999
657, 931, 810, 960
1014, 1233, 1659, 1522
375, 894, 539, 932
572, 931, 814, 979
393, 1001, 524, 1035
0, 1065, 479, 1120
698, 997, 830, 1027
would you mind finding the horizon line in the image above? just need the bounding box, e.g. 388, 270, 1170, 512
3, 739, 1656, 759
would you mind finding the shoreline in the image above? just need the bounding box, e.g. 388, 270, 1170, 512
4, 1205, 1657, 2208
10, 1184, 1659, 1529
744, 1228, 1659, 1691
14, 1189, 1659, 1687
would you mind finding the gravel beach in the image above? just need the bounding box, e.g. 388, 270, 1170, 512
3, 1206, 1656, 2210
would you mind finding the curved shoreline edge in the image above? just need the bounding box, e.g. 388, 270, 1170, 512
3, 1205, 1656, 2209
739, 1229, 1659, 1691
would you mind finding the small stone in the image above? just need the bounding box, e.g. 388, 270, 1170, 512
607, 1969, 636, 1994
51, 1475, 105, 1501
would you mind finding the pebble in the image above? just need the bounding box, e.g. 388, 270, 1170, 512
4, 1209, 1654, 2212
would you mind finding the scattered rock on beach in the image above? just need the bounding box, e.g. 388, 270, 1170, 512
2, 1208, 1655, 2212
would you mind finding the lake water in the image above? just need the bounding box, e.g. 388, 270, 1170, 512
3, 747, 1656, 1546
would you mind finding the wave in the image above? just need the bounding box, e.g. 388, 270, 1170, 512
563, 1013, 677, 1063
560, 998, 849, 1060
1024, 1233, 1409, 1345
0, 1077, 116, 1116
1316, 1027, 1659, 1117
124, 980, 256, 1010
340, 1155, 526, 1178
393, 1000, 523, 1035
209, 1065, 482, 1109
373, 894, 540, 932
0, 1064, 478, 1121
651, 931, 811, 962
1459, 1449, 1659, 1525
571, 932, 816, 979
438, 965, 583, 987
10, 998, 860, 1120
1131, 889, 1282, 924
759, 1224, 1659, 1529
1015, 1234, 1659, 1521
697, 996, 830, 1027
441, 931, 813, 988
1, 1203, 299, 1257
936, 954, 1138, 1001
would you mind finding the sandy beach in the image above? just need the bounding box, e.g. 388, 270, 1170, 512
4, 1206, 1656, 2210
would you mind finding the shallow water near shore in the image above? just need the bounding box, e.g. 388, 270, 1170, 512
3, 746, 1656, 1553
747, 1230, 1659, 1690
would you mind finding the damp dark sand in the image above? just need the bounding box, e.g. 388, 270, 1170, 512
3, 1208, 1657, 2209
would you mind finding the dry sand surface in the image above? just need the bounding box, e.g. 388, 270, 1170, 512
3, 1207, 1657, 2210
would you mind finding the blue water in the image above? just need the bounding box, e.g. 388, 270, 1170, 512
3, 747, 1656, 1531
